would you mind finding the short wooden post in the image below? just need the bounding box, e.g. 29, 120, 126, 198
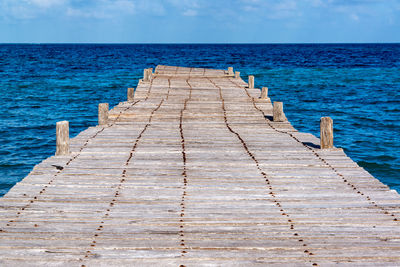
273, 102, 285, 122
56, 121, 69, 156
143, 69, 149, 82
235, 71, 240, 78
127, 87, 134, 101
148, 68, 153, 80
228, 67, 234, 76
98, 103, 109, 125
320, 117, 333, 149
260, 87, 268, 99
248, 75, 254, 89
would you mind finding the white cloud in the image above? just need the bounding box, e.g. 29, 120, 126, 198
136, 1, 166, 16
240, 0, 261, 3
166, 0, 201, 16
275, 0, 297, 11
0, 0, 66, 20
0, 0, 136, 20
243, 5, 257, 12
241, 0, 301, 20
66, 0, 135, 19
1, 0, 399, 24
168, 0, 200, 9
183, 9, 197, 16
29, 0, 66, 8
350, 13, 360, 21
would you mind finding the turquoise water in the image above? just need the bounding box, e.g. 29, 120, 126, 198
0, 44, 399, 196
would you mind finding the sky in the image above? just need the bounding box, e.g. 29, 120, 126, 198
0, 0, 399, 43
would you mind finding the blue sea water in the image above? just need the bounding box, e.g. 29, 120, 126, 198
0, 44, 399, 196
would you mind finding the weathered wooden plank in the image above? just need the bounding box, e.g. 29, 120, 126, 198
0, 65, 399, 266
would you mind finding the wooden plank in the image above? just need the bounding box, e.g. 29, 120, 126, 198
0, 65, 399, 266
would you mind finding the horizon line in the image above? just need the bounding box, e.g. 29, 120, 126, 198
1, 42, 400, 45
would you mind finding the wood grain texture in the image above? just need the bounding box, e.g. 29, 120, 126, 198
143, 69, 149, 82
261, 87, 268, 100
55, 121, 69, 156
273, 101, 286, 122
320, 117, 333, 149
127, 88, 134, 102
98, 103, 109, 126
248, 75, 254, 89
1, 65, 399, 266
228, 67, 234, 76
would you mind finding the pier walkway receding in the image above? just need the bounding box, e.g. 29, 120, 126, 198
1, 65, 400, 266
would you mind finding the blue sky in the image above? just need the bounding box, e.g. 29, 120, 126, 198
0, 0, 399, 43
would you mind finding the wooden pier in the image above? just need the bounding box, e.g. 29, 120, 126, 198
1, 65, 400, 266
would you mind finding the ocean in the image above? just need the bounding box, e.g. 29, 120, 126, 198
0, 43, 399, 196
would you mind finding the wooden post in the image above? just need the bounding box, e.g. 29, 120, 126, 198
148, 68, 153, 80
143, 69, 149, 82
235, 71, 240, 78
273, 102, 285, 122
248, 75, 254, 89
127, 88, 134, 102
56, 121, 69, 156
228, 67, 234, 76
260, 87, 268, 99
98, 103, 109, 125
320, 117, 333, 149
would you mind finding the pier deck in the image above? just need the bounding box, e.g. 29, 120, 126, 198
1, 65, 400, 266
